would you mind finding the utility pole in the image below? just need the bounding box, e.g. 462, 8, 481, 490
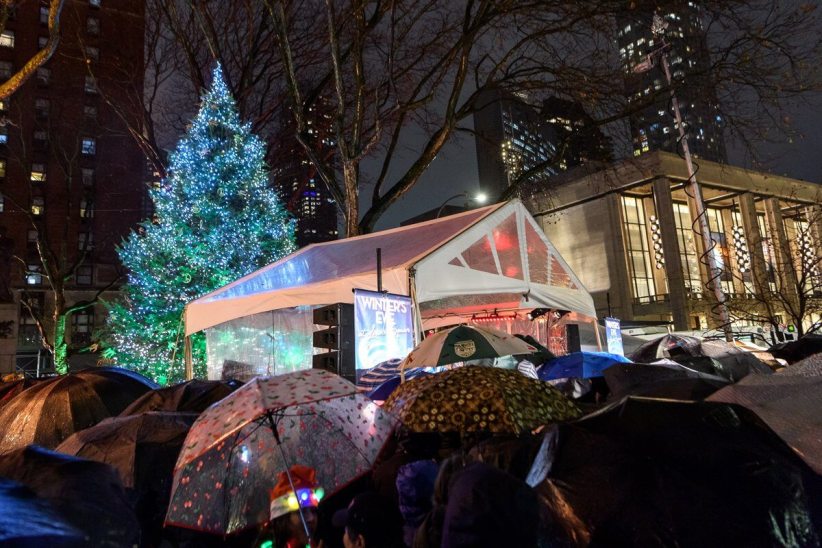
635, 14, 733, 342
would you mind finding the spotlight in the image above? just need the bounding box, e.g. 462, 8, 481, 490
527, 308, 549, 320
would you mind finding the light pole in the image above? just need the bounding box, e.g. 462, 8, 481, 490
634, 14, 733, 342
435, 191, 488, 219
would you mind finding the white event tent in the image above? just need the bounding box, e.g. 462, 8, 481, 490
184, 200, 596, 379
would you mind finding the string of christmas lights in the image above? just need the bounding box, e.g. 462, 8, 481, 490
103, 64, 296, 385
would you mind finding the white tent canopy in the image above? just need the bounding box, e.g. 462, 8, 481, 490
185, 200, 596, 336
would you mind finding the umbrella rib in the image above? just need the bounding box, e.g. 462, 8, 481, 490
221, 428, 245, 534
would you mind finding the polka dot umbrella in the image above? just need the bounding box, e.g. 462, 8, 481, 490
383, 366, 581, 434
165, 369, 397, 536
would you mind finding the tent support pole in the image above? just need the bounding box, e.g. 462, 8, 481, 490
184, 336, 193, 380
592, 318, 603, 351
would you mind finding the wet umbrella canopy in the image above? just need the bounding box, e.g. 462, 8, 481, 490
527, 398, 822, 547
383, 366, 581, 433
709, 374, 822, 474
165, 369, 397, 535
0, 378, 39, 408
120, 379, 238, 415
537, 351, 631, 380
0, 446, 140, 548
0, 478, 85, 547
400, 324, 536, 370
56, 411, 198, 488
0, 368, 156, 453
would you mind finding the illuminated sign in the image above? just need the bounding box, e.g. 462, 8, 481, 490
605, 317, 624, 356
353, 289, 415, 370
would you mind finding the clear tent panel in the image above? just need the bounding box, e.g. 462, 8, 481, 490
204, 306, 315, 381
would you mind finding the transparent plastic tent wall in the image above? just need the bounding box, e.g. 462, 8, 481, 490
190, 200, 595, 380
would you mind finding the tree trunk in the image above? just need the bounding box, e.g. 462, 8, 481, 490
51, 293, 69, 374
343, 162, 360, 237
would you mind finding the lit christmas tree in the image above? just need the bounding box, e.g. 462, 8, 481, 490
104, 65, 296, 384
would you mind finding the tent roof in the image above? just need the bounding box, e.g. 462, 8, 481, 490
185, 200, 596, 335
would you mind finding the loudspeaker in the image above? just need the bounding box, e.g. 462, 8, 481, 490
566, 324, 581, 353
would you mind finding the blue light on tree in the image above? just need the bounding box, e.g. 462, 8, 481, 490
103, 64, 296, 384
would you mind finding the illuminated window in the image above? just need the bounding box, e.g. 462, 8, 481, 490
80, 198, 93, 218
0, 195, 3, 212
672, 202, 702, 294
38, 36, 48, 49
85, 46, 99, 62
0, 61, 11, 79
26, 265, 42, 285
81, 137, 96, 155
31, 197, 45, 215
0, 159, 5, 177
89, 0, 101, 7
40, 5, 49, 24
27, 229, 37, 244
31, 164, 46, 182
84, 105, 97, 119
0, 126, 6, 145
621, 195, 656, 301
0, 31, 14, 48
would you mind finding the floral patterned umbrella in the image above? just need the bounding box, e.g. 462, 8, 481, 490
165, 369, 397, 535
383, 366, 581, 433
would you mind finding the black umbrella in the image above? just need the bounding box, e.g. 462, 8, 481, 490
0, 446, 140, 548
528, 398, 822, 547
603, 363, 726, 399
629, 334, 702, 363
0, 367, 156, 452
57, 412, 198, 547
120, 379, 239, 415
770, 334, 822, 364
0, 478, 85, 547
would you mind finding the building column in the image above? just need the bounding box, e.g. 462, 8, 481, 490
652, 178, 689, 330
738, 192, 768, 297
805, 205, 822, 261
684, 185, 712, 298
764, 198, 800, 302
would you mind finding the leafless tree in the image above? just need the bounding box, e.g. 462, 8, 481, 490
263, 0, 822, 236
0, 0, 65, 100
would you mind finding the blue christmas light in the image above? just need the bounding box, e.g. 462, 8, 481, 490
103, 64, 296, 384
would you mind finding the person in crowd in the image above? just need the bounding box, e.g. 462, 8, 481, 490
333, 492, 404, 548
412, 452, 469, 548
395, 459, 439, 546
263, 464, 325, 548
371, 428, 439, 503
440, 461, 540, 548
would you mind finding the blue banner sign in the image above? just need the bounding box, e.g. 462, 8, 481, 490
605, 317, 624, 356
353, 289, 415, 370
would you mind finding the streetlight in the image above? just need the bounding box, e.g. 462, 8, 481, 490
435, 191, 488, 219
634, 14, 733, 342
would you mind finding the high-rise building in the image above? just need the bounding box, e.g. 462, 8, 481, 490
472, 89, 559, 199
541, 97, 613, 170
271, 102, 339, 247
616, 1, 726, 163
0, 1, 146, 373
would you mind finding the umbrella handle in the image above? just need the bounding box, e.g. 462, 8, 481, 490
266, 412, 313, 545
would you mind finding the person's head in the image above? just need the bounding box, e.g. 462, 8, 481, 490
396, 459, 439, 545
269, 465, 324, 545
333, 492, 403, 548
441, 462, 539, 548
